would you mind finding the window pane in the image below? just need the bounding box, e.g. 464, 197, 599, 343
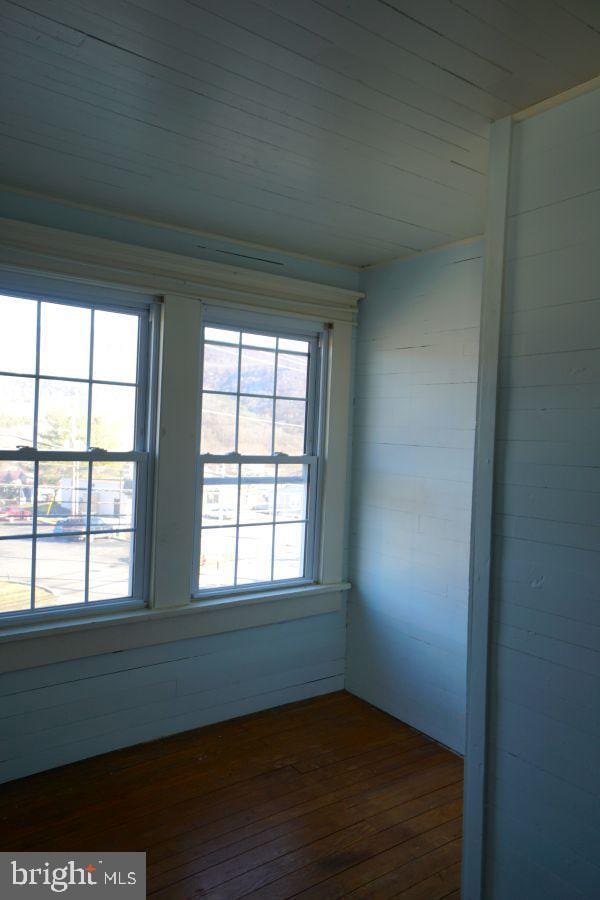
200, 393, 236, 454
0, 538, 32, 613
40, 302, 91, 379
202, 464, 238, 526
89, 531, 133, 602
0, 375, 35, 449
238, 397, 272, 454
93, 310, 139, 383
197, 320, 317, 594
0, 461, 35, 536
274, 399, 306, 454
0, 295, 37, 375
237, 524, 273, 585
37, 461, 89, 537
273, 523, 304, 580
199, 526, 236, 589
242, 332, 276, 349
279, 338, 309, 353
276, 465, 308, 522
37, 379, 88, 450
239, 464, 275, 524
240, 348, 275, 396
91, 461, 135, 529
35, 535, 86, 608
202, 343, 239, 393
90, 383, 136, 451
205, 327, 239, 345
277, 352, 308, 398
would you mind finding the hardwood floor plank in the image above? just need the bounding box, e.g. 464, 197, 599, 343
0, 691, 463, 899
348, 851, 461, 898
253, 818, 463, 900
147, 776, 462, 893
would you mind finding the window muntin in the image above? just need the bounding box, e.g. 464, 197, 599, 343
196, 321, 321, 594
0, 292, 153, 618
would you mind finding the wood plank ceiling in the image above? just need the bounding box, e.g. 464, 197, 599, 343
0, 0, 599, 266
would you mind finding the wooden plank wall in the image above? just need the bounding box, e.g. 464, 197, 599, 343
0, 610, 345, 783
346, 240, 483, 754
485, 87, 600, 898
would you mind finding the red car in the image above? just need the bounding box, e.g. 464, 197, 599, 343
0, 505, 32, 520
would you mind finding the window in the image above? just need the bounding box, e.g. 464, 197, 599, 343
0, 291, 155, 618
195, 317, 324, 595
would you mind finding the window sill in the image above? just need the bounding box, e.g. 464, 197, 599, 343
0, 582, 351, 673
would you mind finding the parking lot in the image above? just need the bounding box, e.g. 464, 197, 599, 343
0, 531, 133, 612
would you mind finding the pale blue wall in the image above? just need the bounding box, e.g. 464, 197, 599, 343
346, 240, 483, 753
484, 88, 600, 899
0, 612, 345, 783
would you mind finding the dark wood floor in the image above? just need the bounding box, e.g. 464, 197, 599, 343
0, 691, 463, 898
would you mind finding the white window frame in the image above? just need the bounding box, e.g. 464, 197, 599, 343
191, 307, 328, 599
0, 282, 160, 625
152, 295, 354, 615
0, 217, 360, 662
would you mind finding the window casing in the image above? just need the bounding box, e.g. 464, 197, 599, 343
194, 313, 325, 597
0, 290, 156, 621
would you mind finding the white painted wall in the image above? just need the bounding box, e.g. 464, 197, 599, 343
346, 240, 483, 753
0, 610, 345, 782
484, 88, 600, 899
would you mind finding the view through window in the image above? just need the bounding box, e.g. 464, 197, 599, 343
0, 293, 151, 616
197, 322, 321, 592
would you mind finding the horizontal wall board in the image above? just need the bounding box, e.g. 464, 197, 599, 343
491, 576, 600, 627
488, 697, 600, 795
491, 645, 600, 737
507, 189, 600, 260
498, 382, 600, 412
349, 586, 468, 658
0, 612, 343, 697
0, 675, 343, 784
486, 87, 600, 896
495, 482, 600, 526
494, 513, 600, 553
0, 659, 344, 759
0, 619, 345, 718
347, 241, 481, 756
509, 133, 600, 215
496, 454, 600, 494
0, 611, 346, 781
486, 805, 597, 899
499, 347, 600, 389
504, 241, 600, 312
345, 662, 466, 755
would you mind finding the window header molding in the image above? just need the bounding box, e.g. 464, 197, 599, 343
0, 218, 362, 324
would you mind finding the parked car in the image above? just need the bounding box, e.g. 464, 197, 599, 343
0, 504, 32, 521
52, 516, 113, 539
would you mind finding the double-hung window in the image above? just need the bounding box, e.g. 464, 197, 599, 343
195, 314, 324, 595
0, 290, 155, 619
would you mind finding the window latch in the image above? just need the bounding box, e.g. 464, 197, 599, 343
88, 446, 108, 454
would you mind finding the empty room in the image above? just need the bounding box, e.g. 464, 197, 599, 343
0, 1, 598, 897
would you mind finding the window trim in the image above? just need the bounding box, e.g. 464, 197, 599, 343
0, 220, 359, 654
0, 287, 160, 625
191, 307, 328, 600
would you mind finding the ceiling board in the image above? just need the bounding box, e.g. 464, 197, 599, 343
0, 0, 598, 265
